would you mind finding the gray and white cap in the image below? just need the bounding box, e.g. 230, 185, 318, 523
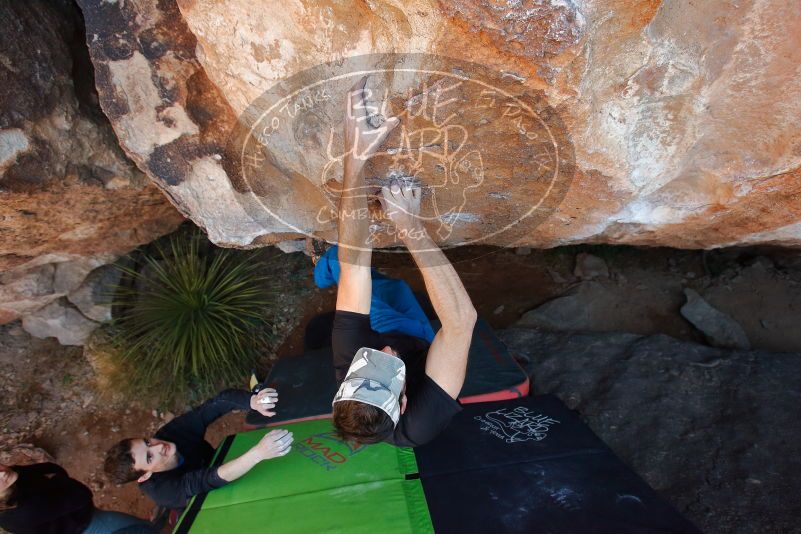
332, 347, 406, 426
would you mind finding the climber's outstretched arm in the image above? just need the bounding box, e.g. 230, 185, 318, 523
379, 183, 477, 399
336, 156, 372, 314
336, 77, 399, 314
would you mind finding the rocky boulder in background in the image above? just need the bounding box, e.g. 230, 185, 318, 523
501, 325, 801, 534
77, 0, 801, 251
680, 287, 751, 350
0, 0, 183, 342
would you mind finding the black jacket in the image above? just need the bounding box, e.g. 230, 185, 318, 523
140, 389, 251, 510
0, 463, 94, 534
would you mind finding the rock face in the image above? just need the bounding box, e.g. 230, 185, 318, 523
573, 252, 609, 280
77, 0, 801, 250
0, 444, 54, 467
517, 280, 613, 331
501, 326, 801, 533
680, 288, 750, 350
22, 298, 99, 346
0, 1, 183, 337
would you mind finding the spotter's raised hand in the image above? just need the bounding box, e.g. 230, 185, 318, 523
250, 388, 278, 417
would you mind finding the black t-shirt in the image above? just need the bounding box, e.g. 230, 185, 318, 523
141, 389, 251, 510
0, 463, 94, 534
331, 310, 462, 447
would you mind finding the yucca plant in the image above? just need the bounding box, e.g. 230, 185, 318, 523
110, 229, 274, 403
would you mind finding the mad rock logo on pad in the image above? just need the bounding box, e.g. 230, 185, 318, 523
295, 431, 365, 471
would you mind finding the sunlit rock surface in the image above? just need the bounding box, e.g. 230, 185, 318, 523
79, 0, 801, 249
0, 1, 183, 331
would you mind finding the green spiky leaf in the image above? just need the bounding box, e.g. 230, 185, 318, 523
108, 229, 275, 403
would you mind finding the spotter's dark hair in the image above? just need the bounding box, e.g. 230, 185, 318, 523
103, 439, 143, 485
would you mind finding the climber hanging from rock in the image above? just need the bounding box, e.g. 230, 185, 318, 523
314, 76, 477, 447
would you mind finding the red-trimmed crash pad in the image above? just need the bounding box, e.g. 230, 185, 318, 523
246, 318, 529, 427
177, 396, 699, 534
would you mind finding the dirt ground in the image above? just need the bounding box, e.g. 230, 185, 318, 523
2, 243, 800, 530
0, 326, 248, 522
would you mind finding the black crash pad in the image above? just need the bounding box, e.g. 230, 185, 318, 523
414, 395, 700, 534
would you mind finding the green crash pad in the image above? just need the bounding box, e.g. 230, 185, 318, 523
174, 419, 433, 534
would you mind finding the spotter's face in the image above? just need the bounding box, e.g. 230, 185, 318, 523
130, 438, 179, 477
